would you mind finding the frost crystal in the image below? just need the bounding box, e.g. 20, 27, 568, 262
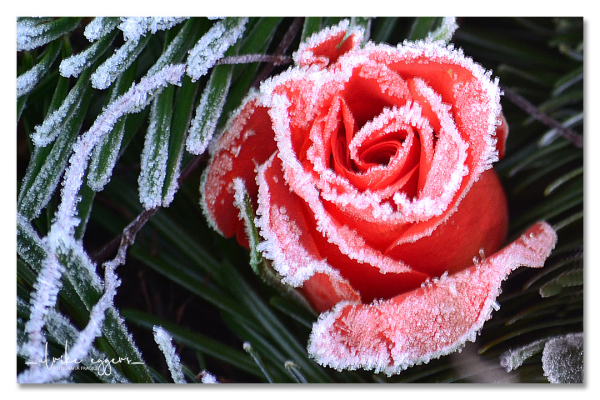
84, 17, 120, 42
426, 17, 459, 43
18, 40, 60, 97
92, 35, 151, 90
199, 370, 219, 384
138, 97, 171, 209
153, 326, 186, 383
186, 17, 248, 81
60, 39, 105, 78
500, 338, 548, 372
186, 66, 232, 155
118, 17, 188, 42
542, 333, 583, 383
17, 17, 54, 51
17, 68, 43, 98
31, 77, 87, 147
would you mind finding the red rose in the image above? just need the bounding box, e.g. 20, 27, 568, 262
201, 21, 557, 375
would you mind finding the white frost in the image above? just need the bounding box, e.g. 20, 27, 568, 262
153, 326, 186, 384
118, 17, 188, 42
542, 333, 584, 383
17, 17, 54, 52
186, 17, 248, 82
138, 98, 171, 210
186, 66, 232, 155
84, 17, 119, 42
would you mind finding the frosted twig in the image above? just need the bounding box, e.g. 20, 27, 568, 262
52, 64, 186, 239
19, 242, 122, 383
19, 65, 185, 376
18, 208, 152, 383
153, 326, 186, 383
92, 154, 203, 264
501, 84, 583, 148
215, 54, 292, 66
20, 251, 64, 370
251, 17, 303, 89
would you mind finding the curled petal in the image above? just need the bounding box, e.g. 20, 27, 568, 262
294, 20, 363, 69
201, 94, 277, 241
308, 222, 557, 376
255, 153, 360, 310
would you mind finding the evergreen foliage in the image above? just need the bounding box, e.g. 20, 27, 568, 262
17, 17, 583, 383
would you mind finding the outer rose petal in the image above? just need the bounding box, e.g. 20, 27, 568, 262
255, 153, 361, 309
385, 168, 509, 277
308, 222, 557, 376
201, 94, 277, 244
294, 20, 363, 69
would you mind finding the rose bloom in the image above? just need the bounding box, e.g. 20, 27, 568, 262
201, 21, 557, 375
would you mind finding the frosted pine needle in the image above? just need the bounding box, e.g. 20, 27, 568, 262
91, 34, 150, 90
153, 326, 186, 383
118, 17, 188, 42
186, 17, 248, 82
84, 17, 120, 42
426, 17, 459, 43
186, 65, 232, 154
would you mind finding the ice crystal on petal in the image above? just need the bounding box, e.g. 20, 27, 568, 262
255, 156, 339, 287
308, 223, 557, 375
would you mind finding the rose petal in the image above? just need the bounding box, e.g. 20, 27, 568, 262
386, 169, 509, 277
294, 20, 363, 69
201, 94, 278, 242
254, 153, 360, 309
307, 222, 557, 376
495, 112, 509, 160
256, 153, 429, 309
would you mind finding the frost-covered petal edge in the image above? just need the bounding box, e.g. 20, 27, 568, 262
307, 222, 557, 376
